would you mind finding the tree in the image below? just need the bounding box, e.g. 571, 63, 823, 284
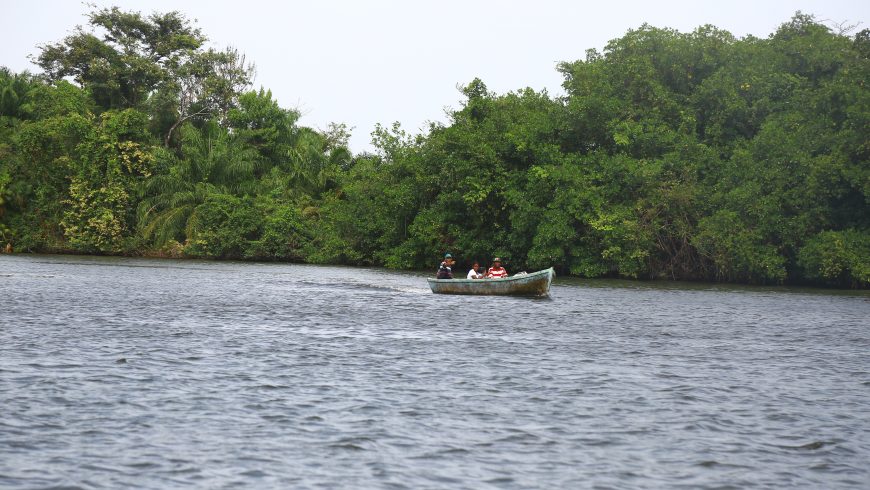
798, 229, 870, 287
37, 6, 206, 110
0, 68, 40, 120
5, 8, 868, 287
35, 6, 254, 147
161, 47, 254, 147
59, 109, 155, 253
137, 121, 257, 245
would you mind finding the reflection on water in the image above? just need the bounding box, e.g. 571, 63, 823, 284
1, 254, 869, 488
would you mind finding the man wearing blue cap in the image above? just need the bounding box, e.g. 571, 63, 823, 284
436, 253, 455, 279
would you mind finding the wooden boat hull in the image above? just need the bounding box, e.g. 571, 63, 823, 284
427, 268, 554, 297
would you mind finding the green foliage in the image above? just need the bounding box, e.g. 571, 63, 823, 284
0, 169, 11, 243
0, 69, 41, 119
59, 110, 154, 253
798, 230, 870, 287
246, 204, 310, 261
2, 96, 95, 250
693, 210, 787, 283
38, 7, 205, 109
161, 46, 254, 147
35, 4, 253, 149
183, 194, 261, 259
2, 8, 868, 288
262, 11, 866, 287
136, 121, 255, 245
37, 6, 206, 110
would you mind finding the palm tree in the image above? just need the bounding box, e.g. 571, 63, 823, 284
137, 121, 259, 244
0, 69, 37, 119
284, 128, 350, 196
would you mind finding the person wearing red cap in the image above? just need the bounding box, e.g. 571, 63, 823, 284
484, 257, 508, 279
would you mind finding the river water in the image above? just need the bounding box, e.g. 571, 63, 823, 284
1, 254, 868, 489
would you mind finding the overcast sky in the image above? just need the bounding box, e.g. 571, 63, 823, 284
3, 0, 868, 152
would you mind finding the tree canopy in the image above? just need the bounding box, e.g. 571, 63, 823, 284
1, 7, 867, 288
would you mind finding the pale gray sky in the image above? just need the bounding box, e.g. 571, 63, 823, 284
3, 1, 868, 152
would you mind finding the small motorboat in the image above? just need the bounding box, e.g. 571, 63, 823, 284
427, 267, 555, 297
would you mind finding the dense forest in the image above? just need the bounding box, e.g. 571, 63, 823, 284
1, 7, 867, 287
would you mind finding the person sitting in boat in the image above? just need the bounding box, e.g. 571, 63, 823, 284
485, 257, 508, 279
467, 261, 483, 279
436, 253, 455, 279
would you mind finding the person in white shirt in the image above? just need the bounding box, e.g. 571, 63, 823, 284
467, 261, 483, 279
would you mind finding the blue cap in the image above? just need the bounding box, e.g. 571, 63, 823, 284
444, 253, 453, 259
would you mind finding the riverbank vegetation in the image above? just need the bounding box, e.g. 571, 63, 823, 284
1, 7, 867, 287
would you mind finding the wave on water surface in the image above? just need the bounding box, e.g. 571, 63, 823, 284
0, 254, 868, 489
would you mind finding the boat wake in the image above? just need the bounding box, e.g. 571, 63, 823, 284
294, 279, 430, 295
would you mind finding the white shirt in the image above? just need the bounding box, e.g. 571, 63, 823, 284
467, 269, 482, 279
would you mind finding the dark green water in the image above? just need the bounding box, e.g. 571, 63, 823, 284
1, 254, 868, 488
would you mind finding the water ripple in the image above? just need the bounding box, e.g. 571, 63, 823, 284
1, 254, 869, 488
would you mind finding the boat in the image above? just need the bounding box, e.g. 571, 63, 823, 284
427, 267, 555, 297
